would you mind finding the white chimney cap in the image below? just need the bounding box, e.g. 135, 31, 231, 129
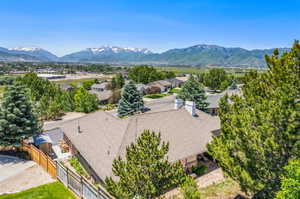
185, 101, 196, 116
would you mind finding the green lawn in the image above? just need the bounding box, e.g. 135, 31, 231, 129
54, 77, 110, 86
144, 93, 171, 99
0, 182, 76, 199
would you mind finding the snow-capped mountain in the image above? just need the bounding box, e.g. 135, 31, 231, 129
0, 44, 290, 68
9, 47, 58, 61
88, 46, 152, 54
60, 46, 153, 62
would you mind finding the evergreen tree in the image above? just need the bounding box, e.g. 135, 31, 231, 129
118, 81, 144, 117
74, 86, 98, 113
178, 76, 208, 110
207, 42, 300, 198
0, 81, 41, 146
275, 159, 300, 199
105, 130, 186, 199
180, 177, 201, 199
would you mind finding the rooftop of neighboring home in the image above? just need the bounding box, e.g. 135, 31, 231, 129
147, 79, 172, 87
91, 82, 109, 90
206, 87, 242, 109
89, 90, 113, 101
60, 96, 220, 180
59, 84, 74, 91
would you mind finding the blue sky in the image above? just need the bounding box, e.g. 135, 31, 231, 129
0, 0, 299, 56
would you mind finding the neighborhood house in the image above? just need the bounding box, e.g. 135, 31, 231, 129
58, 98, 220, 183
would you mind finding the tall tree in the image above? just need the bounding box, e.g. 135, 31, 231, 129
207, 42, 300, 198
74, 86, 98, 113
118, 81, 144, 117
111, 73, 125, 89
204, 68, 228, 92
128, 65, 166, 84
275, 159, 300, 199
178, 76, 208, 110
0, 81, 41, 146
105, 130, 186, 199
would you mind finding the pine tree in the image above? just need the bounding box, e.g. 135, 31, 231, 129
275, 159, 300, 199
0, 81, 41, 147
207, 41, 300, 198
118, 81, 144, 117
178, 76, 208, 110
105, 130, 186, 199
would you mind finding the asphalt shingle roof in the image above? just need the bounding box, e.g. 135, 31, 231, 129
61, 99, 220, 180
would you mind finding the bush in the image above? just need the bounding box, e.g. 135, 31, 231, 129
192, 165, 208, 176
69, 157, 88, 177
144, 93, 170, 99
168, 88, 181, 94
101, 104, 117, 111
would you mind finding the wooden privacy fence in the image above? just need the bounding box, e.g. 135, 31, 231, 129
22, 142, 111, 199
21, 142, 57, 178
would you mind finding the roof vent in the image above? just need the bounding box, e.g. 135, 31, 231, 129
185, 101, 196, 116
174, 98, 184, 109
77, 121, 82, 134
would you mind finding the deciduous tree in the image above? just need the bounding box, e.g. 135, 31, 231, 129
204, 68, 228, 92
74, 86, 98, 113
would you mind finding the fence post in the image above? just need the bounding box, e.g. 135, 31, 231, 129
66, 167, 69, 188
80, 176, 83, 199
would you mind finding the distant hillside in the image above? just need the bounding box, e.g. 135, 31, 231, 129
0, 44, 290, 68
0, 47, 58, 62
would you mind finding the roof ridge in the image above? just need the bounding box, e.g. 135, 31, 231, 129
115, 117, 136, 158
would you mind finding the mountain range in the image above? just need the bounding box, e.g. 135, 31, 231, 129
0, 45, 289, 68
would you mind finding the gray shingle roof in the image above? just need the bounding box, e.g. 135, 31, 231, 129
62, 101, 220, 180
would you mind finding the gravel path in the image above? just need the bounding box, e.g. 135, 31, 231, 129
0, 165, 55, 194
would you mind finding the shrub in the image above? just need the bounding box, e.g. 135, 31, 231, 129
192, 165, 208, 176
69, 157, 88, 177
144, 94, 170, 99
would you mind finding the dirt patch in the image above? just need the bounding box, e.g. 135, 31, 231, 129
0, 165, 55, 194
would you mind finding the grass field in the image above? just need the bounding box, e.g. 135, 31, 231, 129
155, 66, 259, 77
0, 182, 76, 199
53, 77, 105, 86
0, 86, 6, 99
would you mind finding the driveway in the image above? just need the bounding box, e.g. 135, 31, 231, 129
0, 155, 54, 194
0, 155, 36, 182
